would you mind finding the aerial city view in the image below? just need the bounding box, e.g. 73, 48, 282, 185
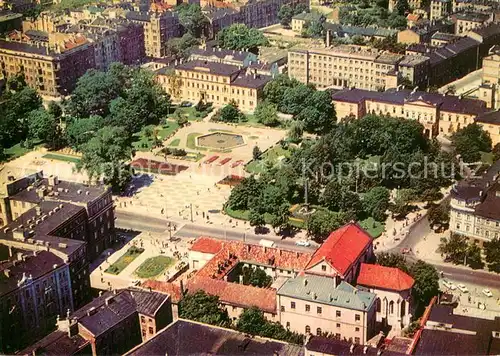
0, 0, 500, 353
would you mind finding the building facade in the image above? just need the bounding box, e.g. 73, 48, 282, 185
156, 59, 272, 112
449, 161, 500, 246
430, 0, 452, 21
278, 276, 377, 345
287, 45, 424, 91
332, 88, 486, 137
0, 249, 73, 354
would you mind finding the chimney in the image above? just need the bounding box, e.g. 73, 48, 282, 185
303, 278, 308, 286
3, 269, 10, 278
98, 291, 103, 297
180, 279, 184, 294
48, 175, 59, 186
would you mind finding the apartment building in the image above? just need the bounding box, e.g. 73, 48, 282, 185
455, 12, 491, 35
156, 60, 272, 112
332, 88, 486, 137
449, 160, 500, 245
479, 47, 500, 109
278, 276, 377, 344
125, 11, 181, 58
18, 289, 173, 356
397, 20, 454, 45
0, 33, 95, 96
0, 248, 73, 354
356, 263, 414, 331
430, 0, 452, 21
288, 45, 403, 91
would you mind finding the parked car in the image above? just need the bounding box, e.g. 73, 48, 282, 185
482, 289, 493, 298
401, 247, 411, 254
457, 284, 469, 293
295, 240, 311, 247
442, 279, 456, 290
180, 101, 192, 107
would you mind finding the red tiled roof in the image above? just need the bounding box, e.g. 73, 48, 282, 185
407, 13, 421, 22
190, 236, 224, 254
192, 237, 312, 280
306, 223, 372, 276
187, 276, 277, 313
141, 280, 182, 303
357, 263, 414, 291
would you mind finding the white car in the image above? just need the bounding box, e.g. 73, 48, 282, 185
457, 284, 469, 293
442, 280, 456, 290
482, 289, 493, 298
295, 240, 311, 247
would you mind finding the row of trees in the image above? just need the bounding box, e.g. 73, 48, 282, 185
439, 234, 500, 272
179, 291, 304, 344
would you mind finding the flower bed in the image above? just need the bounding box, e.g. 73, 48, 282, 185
204, 155, 219, 164
218, 174, 245, 186
231, 160, 244, 168
131, 158, 188, 176
219, 157, 231, 165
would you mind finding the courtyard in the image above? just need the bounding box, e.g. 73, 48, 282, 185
90, 230, 192, 290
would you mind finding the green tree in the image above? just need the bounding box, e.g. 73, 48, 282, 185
214, 104, 246, 123
428, 203, 450, 229
176, 4, 209, 37
278, 4, 294, 27
287, 120, 304, 142
451, 123, 492, 163
227, 175, 263, 211
66, 68, 123, 117
297, 90, 335, 133
389, 189, 416, 218
236, 307, 304, 344
48, 101, 63, 119
439, 233, 468, 264
466, 242, 483, 269
410, 260, 439, 305
281, 84, 314, 115
107, 97, 145, 133
253, 145, 262, 160
395, 0, 409, 14
249, 209, 266, 231
241, 266, 272, 287
5, 71, 27, 92
493, 143, 500, 162
26, 109, 60, 149
263, 74, 299, 105
217, 24, 269, 52
484, 237, 500, 273
375, 252, 409, 273
165, 33, 200, 60
64, 115, 105, 150
179, 290, 231, 327
269, 202, 291, 233
254, 101, 280, 126
302, 14, 326, 38
307, 210, 349, 241
77, 126, 134, 191
362, 186, 390, 221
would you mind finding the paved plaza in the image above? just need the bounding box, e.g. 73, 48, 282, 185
90, 230, 194, 290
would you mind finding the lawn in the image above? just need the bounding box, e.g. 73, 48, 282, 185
3, 140, 42, 161
134, 256, 176, 278
170, 106, 210, 121
246, 144, 292, 174
169, 138, 180, 147
133, 121, 179, 151
359, 217, 385, 238
43, 153, 81, 164
105, 246, 144, 275
481, 151, 494, 165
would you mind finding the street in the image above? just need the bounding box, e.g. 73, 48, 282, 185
116, 210, 500, 289
115, 210, 317, 252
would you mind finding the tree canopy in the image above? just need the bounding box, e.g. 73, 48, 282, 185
217, 24, 269, 52
179, 290, 231, 327
212, 104, 246, 123
451, 123, 492, 163
484, 237, 500, 273
176, 4, 209, 37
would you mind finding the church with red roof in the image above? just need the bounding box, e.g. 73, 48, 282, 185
305, 222, 374, 283
356, 263, 415, 332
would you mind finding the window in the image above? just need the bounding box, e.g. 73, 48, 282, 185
335, 333, 341, 339
316, 328, 322, 336
281, 306, 285, 312
355, 314, 360, 321
336, 323, 341, 328
317, 307, 322, 314
336, 310, 341, 317
291, 301, 296, 309
148, 327, 154, 334
305, 325, 311, 334
355, 337, 360, 344
389, 301, 395, 314
305, 304, 310, 312
286, 321, 290, 329
355, 327, 360, 332
141, 316, 145, 323
321, 265, 327, 271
